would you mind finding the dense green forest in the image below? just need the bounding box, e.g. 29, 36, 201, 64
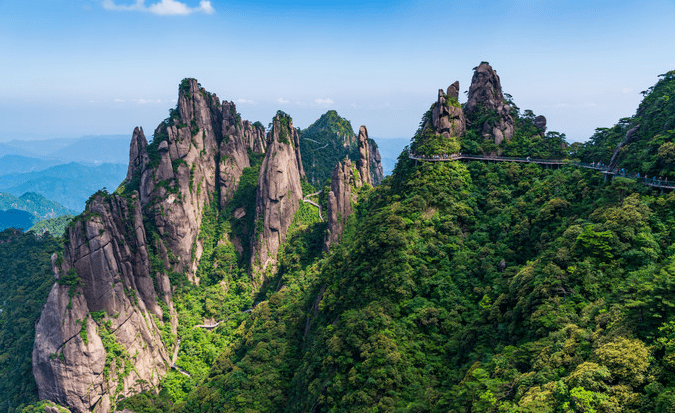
0, 229, 61, 411
299, 110, 360, 186
28, 214, 73, 237
576, 70, 675, 179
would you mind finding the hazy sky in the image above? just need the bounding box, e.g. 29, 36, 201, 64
1, 0, 674, 143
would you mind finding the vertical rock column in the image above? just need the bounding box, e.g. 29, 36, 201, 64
357, 126, 373, 187
251, 112, 305, 279
464, 62, 514, 145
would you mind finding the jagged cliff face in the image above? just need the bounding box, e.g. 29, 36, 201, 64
324, 127, 372, 250
368, 139, 384, 185
430, 82, 466, 138
33, 79, 281, 412
251, 112, 305, 277
219, 101, 267, 208
465, 62, 514, 145
324, 159, 357, 251
357, 126, 373, 187
33, 194, 171, 413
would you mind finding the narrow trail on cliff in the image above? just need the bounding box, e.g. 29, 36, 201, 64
302, 190, 324, 222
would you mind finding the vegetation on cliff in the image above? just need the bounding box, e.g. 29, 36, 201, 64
577, 70, 675, 179
299, 110, 360, 186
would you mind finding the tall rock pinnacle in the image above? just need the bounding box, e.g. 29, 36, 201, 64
324, 159, 356, 251
431, 82, 466, 139
251, 111, 305, 279
357, 126, 373, 187
324, 125, 374, 250
464, 62, 514, 145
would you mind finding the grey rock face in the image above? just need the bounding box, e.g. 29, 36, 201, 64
465, 62, 515, 145
126, 127, 148, 182
430, 84, 466, 139
251, 112, 305, 279
447, 81, 460, 99
368, 139, 384, 185
357, 126, 372, 187
219, 101, 252, 207
33, 194, 171, 413
139, 79, 224, 281
324, 126, 375, 250
324, 159, 357, 251
243, 120, 268, 154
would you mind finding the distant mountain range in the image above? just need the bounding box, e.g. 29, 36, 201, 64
0, 163, 128, 211
0, 134, 130, 212
0, 134, 129, 164
0, 192, 76, 231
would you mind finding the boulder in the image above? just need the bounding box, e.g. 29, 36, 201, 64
534, 115, 547, 133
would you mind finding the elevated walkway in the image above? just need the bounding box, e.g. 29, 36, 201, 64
408, 152, 675, 190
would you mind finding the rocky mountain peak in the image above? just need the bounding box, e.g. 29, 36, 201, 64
430, 82, 466, 139
33, 78, 280, 411
464, 62, 514, 145
126, 127, 148, 182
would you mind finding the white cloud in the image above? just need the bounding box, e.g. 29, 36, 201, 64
103, 0, 215, 15
114, 98, 126, 102
278, 98, 289, 104
237, 98, 255, 104
314, 98, 334, 105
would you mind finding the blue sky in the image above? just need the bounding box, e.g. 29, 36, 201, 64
1, 0, 674, 143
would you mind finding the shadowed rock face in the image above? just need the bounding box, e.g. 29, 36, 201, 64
33, 194, 171, 413
219, 101, 267, 208
33, 79, 282, 412
465, 62, 514, 145
430, 83, 466, 139
368, 139, 384, 185
357, 126, 373, 187
324, 127, 372, 251
534, 115, 547, 134
126, 127, 147, 182
251, 112, 305, 279
324, 159, 357, 251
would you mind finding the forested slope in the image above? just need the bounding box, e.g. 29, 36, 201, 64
577, 70, 675, 178
0, 229, 61, 411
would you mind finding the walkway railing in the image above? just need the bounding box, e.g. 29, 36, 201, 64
408, 152, 675, 190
